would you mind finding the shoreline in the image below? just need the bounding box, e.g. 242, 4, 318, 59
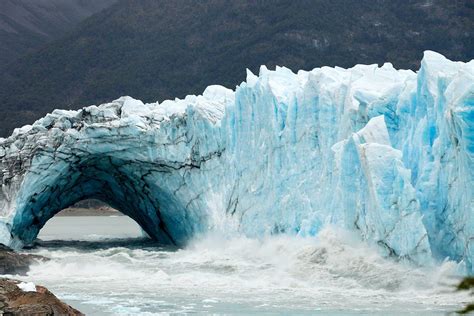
56, 207, 123, 217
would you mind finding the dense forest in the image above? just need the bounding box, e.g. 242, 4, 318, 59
0, 0, 116, 68
0, 0, 472, 137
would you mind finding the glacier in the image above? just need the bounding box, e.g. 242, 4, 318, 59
0, 51, 472, 271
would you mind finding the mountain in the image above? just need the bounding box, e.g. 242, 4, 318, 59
0, 0, 117, 69
0, 0, 472, 137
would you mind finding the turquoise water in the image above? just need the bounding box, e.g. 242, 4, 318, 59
9, 216, 469, 315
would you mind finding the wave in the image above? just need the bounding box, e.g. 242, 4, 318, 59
13, 227, 469, 314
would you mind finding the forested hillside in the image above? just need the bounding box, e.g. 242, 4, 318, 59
0, 0, 472, 137
0, 0, 116, 68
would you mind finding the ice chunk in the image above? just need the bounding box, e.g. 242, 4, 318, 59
18, 282, 36, 292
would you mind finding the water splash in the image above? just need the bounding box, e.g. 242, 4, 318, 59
11, 224, 469, 315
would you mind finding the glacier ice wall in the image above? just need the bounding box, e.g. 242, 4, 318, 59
0, 51, 472, 270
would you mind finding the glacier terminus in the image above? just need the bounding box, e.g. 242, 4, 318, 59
0, 51, 472, 272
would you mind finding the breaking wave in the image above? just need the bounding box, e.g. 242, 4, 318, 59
13, 226, 469, 315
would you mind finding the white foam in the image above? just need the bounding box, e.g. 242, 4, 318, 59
18, 227, 469, 314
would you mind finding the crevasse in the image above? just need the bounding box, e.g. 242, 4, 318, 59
0, 51, 472, 271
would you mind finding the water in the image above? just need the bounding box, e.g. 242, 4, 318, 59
9, 216, 470, 315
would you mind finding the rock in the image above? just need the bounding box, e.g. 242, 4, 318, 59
0, 278, 83, 315
0, 244, 47, 275
456, 277, 474, 314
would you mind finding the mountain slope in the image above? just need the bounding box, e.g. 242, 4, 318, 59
0, 0, 117, 69
0, 0, 472, 137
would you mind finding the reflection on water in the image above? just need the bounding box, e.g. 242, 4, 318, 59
8, 217, 469, 315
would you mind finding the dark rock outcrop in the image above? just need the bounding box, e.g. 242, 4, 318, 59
0, 244, 47, 275
0, 278, 83, 315
457, 277, 474, 314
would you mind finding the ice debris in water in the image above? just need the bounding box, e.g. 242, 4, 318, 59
0, 51, 472, 271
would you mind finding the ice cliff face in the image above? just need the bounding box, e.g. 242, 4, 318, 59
0, 52, 472, 270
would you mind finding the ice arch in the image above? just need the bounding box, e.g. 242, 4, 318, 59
0, 52, 472, 272
12, 155, 186, 245
0, 90, 229, 247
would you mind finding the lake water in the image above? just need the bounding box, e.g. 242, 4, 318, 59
10, 216, 470, 315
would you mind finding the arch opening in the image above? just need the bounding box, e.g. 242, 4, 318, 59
38, 199, 145, 242
10, 154, 196, 247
